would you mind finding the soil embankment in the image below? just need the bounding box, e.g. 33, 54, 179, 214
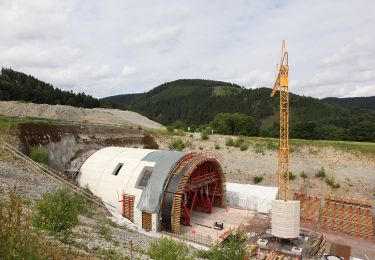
157, 133, 375, 201
0, 101, 164, 129
18, 122, 158, 171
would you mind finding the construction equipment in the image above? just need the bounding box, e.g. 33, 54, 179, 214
270, 40, 290, 201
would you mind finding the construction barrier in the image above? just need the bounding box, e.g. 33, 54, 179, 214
294, 192, 373, 239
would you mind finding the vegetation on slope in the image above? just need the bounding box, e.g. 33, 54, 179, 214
1, 68, 374, 142
0, 194, 81, 259
0, 68, 100, 108
323, 96, 375, 110
104, 79, 375, 142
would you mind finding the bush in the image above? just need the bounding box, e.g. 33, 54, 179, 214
97, 224, 112, 241
226, 137, 234, 146
265, 141, 278, 150
289, 172, 296, 180
32, 187, 87, 236
239, 142, 248, 151
0, 194, 77, 258
300, 171, 307, 179
254, 143, 265, 154
253, 176, 263, 184
214, 143, 220, 150
314, 167, 326, 178
169, 138, 185, 151
325, 176, 340, 189
210, 112, 258, 136
147, 236, 191, 260
207, 233, 247, 260
167, 125, 174, 132
201, 130, 209, 140
233, 136, 245, 147
30, 146, 49, 165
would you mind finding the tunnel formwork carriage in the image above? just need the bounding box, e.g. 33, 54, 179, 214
161, 152, 226, 234
77, 148, 226, 235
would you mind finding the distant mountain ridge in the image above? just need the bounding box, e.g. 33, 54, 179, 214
101, 79, 375, 142
322, 96, 375, 110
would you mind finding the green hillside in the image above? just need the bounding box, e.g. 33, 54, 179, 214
0, 68, 100, 108
102, 79, 375, 142
322, 96, 375, 110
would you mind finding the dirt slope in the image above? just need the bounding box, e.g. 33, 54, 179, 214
157, 133, 375, 201
0, 101, 164, 129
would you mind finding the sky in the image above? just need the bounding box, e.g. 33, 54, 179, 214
1, 0, 375, 99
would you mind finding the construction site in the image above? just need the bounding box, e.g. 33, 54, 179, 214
0, 41, 373, 259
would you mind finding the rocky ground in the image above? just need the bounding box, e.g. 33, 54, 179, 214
157, 133, 375, 201
0, 144, 152, 259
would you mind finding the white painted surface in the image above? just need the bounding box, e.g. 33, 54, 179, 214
226, 182, 278, 213
77, 147, 156, 227
271, 200, 300, 238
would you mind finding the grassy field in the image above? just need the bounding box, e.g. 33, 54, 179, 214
244, 136, 375, 156
0, 115, 62, 133
1, 114, 374, 155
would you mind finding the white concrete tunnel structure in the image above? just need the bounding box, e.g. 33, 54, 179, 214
77, 147, 227, 234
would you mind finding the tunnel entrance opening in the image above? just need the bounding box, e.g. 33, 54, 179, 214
180, 161, 223, 226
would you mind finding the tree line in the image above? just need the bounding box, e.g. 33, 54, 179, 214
0, 68, 100, 108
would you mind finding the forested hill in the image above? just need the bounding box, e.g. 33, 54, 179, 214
322, 96, 375, 110
102, 79, 375, 142
0, 68, 100, 108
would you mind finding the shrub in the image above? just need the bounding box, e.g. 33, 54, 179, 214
289, 172, 296, 180
254, 143, 265, 154
300, 171, 307, 179
233, 136, 245, 147
240, 142, 248, 151
97, 224, 112, 241
0, 194, 77, 258
147, 236, 191, 260
32, 187, 87, 236
201, 130, 209, 140
226, 137, 234, 146
207, 233, 247, 260
325, 176, 340, 189
314, 167, 326, 178
30, 146, 49, 165
167, 126, 174, 132
169, 138, 185, 151
265, 141, 278, 150
214, 143, 221, 150
253, 176, 263, 184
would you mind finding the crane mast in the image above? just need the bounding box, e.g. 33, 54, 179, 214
270, 40, 290, 201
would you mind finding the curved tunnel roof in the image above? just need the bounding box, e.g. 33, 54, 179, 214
77, 147, 186, 214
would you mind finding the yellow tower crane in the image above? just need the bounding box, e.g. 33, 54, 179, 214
270, 40, 290, 201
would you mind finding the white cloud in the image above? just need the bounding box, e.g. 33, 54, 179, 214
124, 26, 182, 49
121, 65, 137, 77
0, 0, 374, 98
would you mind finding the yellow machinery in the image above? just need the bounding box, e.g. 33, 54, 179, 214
270, 40, 290, 201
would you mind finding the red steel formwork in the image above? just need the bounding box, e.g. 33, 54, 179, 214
180, 160, 223, 226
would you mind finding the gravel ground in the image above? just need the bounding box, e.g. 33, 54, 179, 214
0, 159, 59, 199
157, 133, 375, 200
0, 101, 164, 129
0, 147, 153, 258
